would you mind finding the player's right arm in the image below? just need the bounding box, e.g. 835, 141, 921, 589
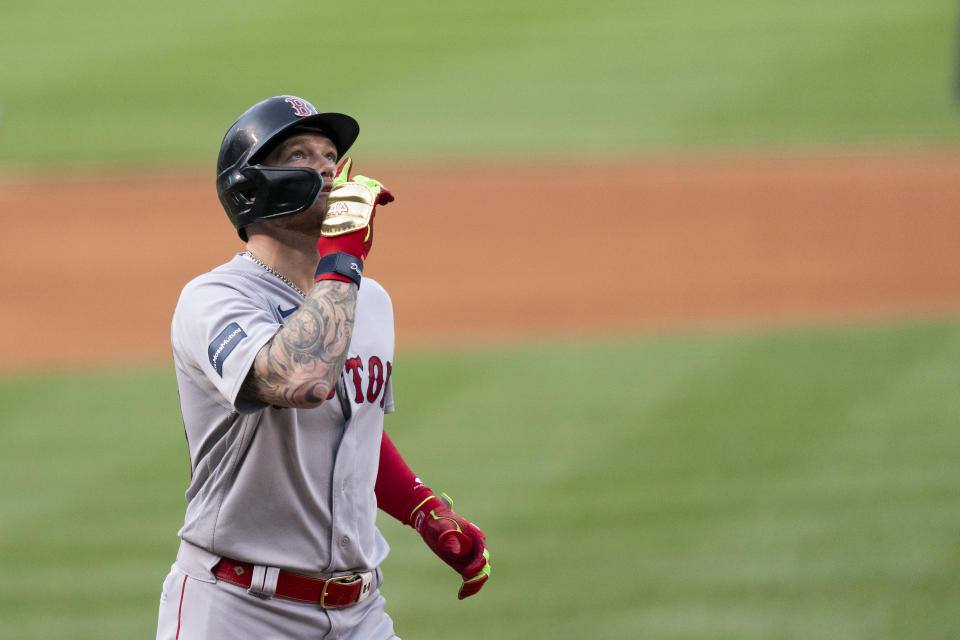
240, 158, 393, 410
240, 280, 357, 409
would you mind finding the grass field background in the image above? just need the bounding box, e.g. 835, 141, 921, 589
0, 0, 958, 166
1, 322, 959, 639
2, 1, 959, 638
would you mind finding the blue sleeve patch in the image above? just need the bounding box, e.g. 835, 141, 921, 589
208, 322, 247, 377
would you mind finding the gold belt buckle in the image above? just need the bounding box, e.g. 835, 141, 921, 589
320, 574, 360, 609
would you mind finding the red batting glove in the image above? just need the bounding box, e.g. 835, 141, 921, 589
409, 494, 491, 599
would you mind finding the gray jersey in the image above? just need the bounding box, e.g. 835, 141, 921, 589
170, 253, 395, 576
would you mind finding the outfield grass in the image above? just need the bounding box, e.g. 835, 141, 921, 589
1, 1, 958, 167
1, 321, 959, 639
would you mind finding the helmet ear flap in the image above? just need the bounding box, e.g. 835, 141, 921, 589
231, 191, 253, 208
217, 163, 324, 240
228, 177, 256, 209
218, 166, 258, 237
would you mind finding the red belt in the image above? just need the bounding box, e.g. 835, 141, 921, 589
213, 558, 374, 608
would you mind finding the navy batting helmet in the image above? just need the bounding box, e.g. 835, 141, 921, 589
216, 95, 359, 240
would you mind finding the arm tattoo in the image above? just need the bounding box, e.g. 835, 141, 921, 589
241, 280, 357, 407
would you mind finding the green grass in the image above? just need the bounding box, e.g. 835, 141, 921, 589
1, 321, 959, 639
0, 0, 958, 167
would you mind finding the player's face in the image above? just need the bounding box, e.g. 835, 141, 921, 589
264, 133, 338, 184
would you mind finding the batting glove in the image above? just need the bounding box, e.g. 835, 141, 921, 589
409, 493, 491, 599
317, 157, 394, 264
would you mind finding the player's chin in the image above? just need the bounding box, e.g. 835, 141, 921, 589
305, 196, 329, 228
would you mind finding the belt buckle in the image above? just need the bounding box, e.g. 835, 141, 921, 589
320, 574, 359, 609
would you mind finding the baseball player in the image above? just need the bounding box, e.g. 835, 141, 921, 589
155, 95, 490, 639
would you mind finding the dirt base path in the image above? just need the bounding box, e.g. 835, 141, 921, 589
2, 150, 959, 372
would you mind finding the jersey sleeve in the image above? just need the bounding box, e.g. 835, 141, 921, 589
382, 376, 395, 414
172, 276, 280, 414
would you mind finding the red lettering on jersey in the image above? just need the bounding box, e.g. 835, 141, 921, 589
285, 97, 314, 117
367, 356, 384, 403
380, 361, 393, 408
344, 356, 365, 403
326, 387, 336, 400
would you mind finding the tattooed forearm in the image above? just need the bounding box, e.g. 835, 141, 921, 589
241, 280, 358, 408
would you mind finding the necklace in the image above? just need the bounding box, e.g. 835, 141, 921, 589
244, 249, 306, 298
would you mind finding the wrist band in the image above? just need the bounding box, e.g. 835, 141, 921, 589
315, 252, 363, 287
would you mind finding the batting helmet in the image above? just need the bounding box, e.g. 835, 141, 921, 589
216, 95, 360, 240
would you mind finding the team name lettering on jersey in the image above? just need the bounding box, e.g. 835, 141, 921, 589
339, 355, 393, 407
207, 322, 247, 376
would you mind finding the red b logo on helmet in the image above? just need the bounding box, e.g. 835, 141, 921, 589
285, 97, 314, 117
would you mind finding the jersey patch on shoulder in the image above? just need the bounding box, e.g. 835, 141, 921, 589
208, 322, 248, 376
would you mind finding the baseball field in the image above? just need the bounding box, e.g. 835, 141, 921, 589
2, 1, 960, 639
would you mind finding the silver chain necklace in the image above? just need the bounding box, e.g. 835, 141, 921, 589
244, 250, 306, 298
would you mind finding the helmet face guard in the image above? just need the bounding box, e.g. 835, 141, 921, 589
218, 165, 324, 241
215, 96, 359, 240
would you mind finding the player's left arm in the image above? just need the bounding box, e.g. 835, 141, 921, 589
375, 431, 491, 599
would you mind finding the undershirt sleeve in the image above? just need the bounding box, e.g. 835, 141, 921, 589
375, 430, 433, 525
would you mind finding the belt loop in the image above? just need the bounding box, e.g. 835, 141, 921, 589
248, 565, 280, 599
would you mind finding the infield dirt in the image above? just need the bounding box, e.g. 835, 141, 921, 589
2, 150, 959, 371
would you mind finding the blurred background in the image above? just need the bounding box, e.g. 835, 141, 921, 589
2, 1, 960, 638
